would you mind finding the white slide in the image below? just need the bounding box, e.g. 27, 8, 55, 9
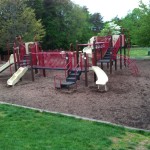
92, 66, 108, 91
7, 67, 28, 86
0, 54, 14, 73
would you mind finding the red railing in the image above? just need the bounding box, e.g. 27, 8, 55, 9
30, 52, 77, 70
90, 36, 112, 64
13, 42, 42, 67
96, 36, 112, 59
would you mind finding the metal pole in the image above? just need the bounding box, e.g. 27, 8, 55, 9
93, 38, 97, 82
16, 47, 20, 68
123, 34, 126, 67
110, 51, 112, 74
120, 35, 122, 69
13, 44, 17, 71
110, 36, 113, 74
66, 53, 69, 76
76, 40, 79, 65
84, 52, 88, 87
29, 52, 34, 81
42, 53, 46, 77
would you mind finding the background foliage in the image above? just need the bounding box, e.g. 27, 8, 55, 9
0, 0, 45, 52
0, 0, 150, 54
115, 0, 150, 46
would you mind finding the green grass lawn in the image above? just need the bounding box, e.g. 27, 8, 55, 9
129, 47, 150, 58
0, 104, 150, 150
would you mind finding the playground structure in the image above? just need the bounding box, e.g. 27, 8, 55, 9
0, 34, 138, 89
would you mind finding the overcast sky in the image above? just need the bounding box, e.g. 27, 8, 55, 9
72, 0, 149, 21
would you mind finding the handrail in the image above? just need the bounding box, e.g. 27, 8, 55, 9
95, 42, 109, 45
64, 61, 71, 68
74, 62, 80, 70
77, 42, 107, 47
72, 62, 80, 77
65, 61, 72, 78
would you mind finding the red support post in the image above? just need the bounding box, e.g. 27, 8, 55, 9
13, 44, 17, 71
66, 53, 69, 76
42, 53, 46, 77
76, 41, 79, 65
16, 47, 20, 68
93, 38, 97, 82
84, 52, 88, 87
29, 52, 34, 81
120, 35, 122, 70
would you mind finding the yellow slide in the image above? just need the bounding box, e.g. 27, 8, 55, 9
7, 67, 28, 86
0, 54, 14, 73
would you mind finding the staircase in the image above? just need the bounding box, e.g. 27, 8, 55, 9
55, 69, 82, 89
97, 47, 116, 74
96, 35, 122, 74
98, 47, 113, 63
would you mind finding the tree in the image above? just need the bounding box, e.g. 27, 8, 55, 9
98, 22, 121, 36
90, 13, 104, 33
0, 0, 45, 51
41, 0, 93, 49
119, 0, 150, 46
26, 0, 44, 19
119, 8, 143, 45
135, 0, 150, 46
25, 0, 104, 50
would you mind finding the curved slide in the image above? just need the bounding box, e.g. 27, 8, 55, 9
0, 54, 14, 73
7, 67, 28, 86
92, 66, 108, 91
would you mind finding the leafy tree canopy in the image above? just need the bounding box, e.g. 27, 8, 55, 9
0, 0, 45, 51
90, 13, 104, 33
98, 22, 121, 36
118, 0, 150, 46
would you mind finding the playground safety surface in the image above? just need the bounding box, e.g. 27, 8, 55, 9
0, 59, 150, 130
